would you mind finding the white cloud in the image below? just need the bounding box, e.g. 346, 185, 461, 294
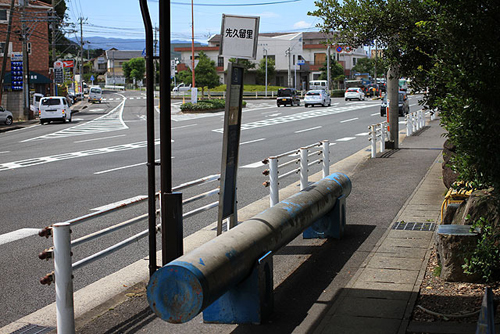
258, 11, 280, 19
293, 21, 313, 29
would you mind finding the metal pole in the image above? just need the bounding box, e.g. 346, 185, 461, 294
160, 0, 183, 265
0, 0, 15, 105
264, 48, 268, 97
191, 0, 195, 89
269, 157, 278, 207
327, 45, 331, 91
53, 223, 75, 334
139, 0, 157, 277
322, 140, 329, 178
300, 148, 308, 190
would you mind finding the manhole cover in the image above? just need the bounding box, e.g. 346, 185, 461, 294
11, 324, 55, 334
392, 221, 436, 231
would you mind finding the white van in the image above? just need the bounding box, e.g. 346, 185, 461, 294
38, 96, 72, 124
30, 93, 44, 115
309, 80, 329, 91
88, 86, 102, 103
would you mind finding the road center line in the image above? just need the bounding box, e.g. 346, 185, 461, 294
295, 126, 322, 134
94, 162, 146, 175
241, 138, 265, 145
340, 117, 359, 123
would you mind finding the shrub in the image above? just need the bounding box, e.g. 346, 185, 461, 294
180, 99, 246, 113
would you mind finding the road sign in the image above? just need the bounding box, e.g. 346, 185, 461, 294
54, 68, 64, 84
62, 60, 74, 68
297, 59, 305, 65
336, 46, 342, 53
90, 75, 94, 81
220, 14, 260, 60
11, 52, 22, 61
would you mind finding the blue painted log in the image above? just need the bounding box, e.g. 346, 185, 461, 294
147, 172, 352, 323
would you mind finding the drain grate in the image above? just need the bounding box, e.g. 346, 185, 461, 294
392, 221, 436, 231
11, 324, 55, 334
379, 149, 400, 158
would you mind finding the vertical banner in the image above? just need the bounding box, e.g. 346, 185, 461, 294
218, 63, 244, 235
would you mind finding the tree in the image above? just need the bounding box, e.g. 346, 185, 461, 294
309, 0, 500, 191
228, 58, 256, 74
175, 69, 192, 87
317, 55, 344, 88
256, 57, 276, 86
194, 51, 220, 95
122, 57, 145, 87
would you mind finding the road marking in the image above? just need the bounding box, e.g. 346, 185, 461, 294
340, 117, 358, 123
241, 161, 265, 168
356, 132, 370, 136
74, 134, 126, 144
212, 104, 374, 133
371, 113, 380, 116
0, 228, 40, 246
94, 162, 146, 175
266, 113, 282, 117
336, 137, 356, 142
0, 139, 160, 172
91, 195, 147, 211
295, 126, 322, 134
89, 108, 105, 112
0, 151, 10, 154
329, 142, 337, 147
172, 124, 197, 130
241, 138, 265, 145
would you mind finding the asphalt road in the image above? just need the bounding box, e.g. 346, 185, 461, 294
0, 90, 423, 328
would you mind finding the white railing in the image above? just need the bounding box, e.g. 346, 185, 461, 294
405, 110, 426, 136
262, 140, 330, 207
39, 174, 220, 333
369, 122, 390, 158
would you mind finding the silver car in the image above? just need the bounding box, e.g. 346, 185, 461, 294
304, 90, 331, 107
0, 106, 13, 125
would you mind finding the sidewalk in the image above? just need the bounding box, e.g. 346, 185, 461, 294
2, 115, 447, 334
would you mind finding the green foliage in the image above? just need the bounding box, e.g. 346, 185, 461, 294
331, 89, 345, 97
352, 58, 387, 78
122, 58, 146, 86
317, 55, 344, 87
309, 0, 500, 194
209, 84, 284, 92
176, 70, 192, 86
462, 217, 500, 282
256, 57, 276, 85
228, 58, 256, 74
180, 99, 246, 113
194, 51, 220, 93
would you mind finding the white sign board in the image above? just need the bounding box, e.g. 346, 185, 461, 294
220, 14, 260, 60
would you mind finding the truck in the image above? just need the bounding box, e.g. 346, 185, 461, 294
172, 83, 191, 93
30, 93, 44, 115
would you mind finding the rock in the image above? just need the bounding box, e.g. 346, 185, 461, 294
436, 225, 480, 282
451, 188, 499, 227
442, 139, 458, 188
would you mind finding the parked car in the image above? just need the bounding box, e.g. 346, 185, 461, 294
276, 88, 300, 107
67, 89, 76, 103
0, 106, 13, 125
172, 83, 191, 93
345, 87, 365, 101
304, 89, 331, 107
380, 92, 409, 117
39, 96, 72, 124
83, 82, 89, 94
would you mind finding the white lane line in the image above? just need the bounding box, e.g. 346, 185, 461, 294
340, 117, 358, 123
371, 113, 380, 116
295, 126, 322, 134
336, 137, 356, 142
266, 113, 282, 117
94, 162, 146, 175
91, 195, 147, 211
0, 228, 40, 246
172, 124, 197, 130
0, 151, 10, 154
241, 161, 265, 168
74, 134, 126, 144
241, 138, 265, 145
356, 132, 370, 136
329, 142, 337, 147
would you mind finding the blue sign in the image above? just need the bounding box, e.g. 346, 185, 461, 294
90, 75, 95, 81
297, 60, 305, 65
11, 61, 23, 90
336, 46, 342, 53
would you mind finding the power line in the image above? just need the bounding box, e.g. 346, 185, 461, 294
169, 0, 301, 6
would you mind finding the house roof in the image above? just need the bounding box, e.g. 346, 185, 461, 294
208, 31, 337, 44
105, 49, 143, 60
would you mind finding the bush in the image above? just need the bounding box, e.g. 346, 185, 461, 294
331, 89, 345, 97
180, 99, 246, 113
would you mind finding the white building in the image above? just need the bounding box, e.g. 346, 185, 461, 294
174, 32, 368, 89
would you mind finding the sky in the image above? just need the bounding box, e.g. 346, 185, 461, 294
64, 0, 322, 44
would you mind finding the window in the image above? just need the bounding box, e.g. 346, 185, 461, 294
217, 56, 224, 67
0, 42, 11, 57
0, 9, 8, 23
353, 57, 357, 66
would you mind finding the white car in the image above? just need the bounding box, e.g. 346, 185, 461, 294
345, 87, 365, 101
39, 96, 72, 124
304, 90, 331, 107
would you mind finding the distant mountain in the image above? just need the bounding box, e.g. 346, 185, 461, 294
71, 37, 207, 51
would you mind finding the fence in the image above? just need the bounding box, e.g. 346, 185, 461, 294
38, 174, 220, 333
405, 110, 426, 136
262, 140, 330, 207
369, 122, 390, 158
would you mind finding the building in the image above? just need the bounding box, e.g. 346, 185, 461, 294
173, 32, 368, 90
104, 49, 143, 86
0, 0, 52, 119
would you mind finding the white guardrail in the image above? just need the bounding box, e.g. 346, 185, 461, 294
262, 140, 330, 207
369, 121, 390, 158
38, 174, 220, 333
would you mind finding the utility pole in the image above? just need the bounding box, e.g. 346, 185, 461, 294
79, 17, 86, 94
51, 0, 57, 95
286, 48, 291, 87
386, 65, 399, 149
0, 0, 16, 105
263, 47, 268, 97
327, 45, 331, 91
191, 0, 195, 89
21, 0, 31, 119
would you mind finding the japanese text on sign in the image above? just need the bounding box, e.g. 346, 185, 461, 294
220, 14, 260, 60
224, 28, 254, 40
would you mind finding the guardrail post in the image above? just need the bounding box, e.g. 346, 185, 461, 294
412, 112, 417, 133
322, 140, 329, 178
269, 157, 279, 207
380, 122, 386, 153
53, 223, 75, 334
420, 110, 425, 128
300, 148, 308, 190
406, 114, 411, 136
370, 125, 376, 158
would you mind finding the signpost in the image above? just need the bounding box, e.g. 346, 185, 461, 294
217, 14, 259, 235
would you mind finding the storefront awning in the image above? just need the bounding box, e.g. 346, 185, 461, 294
3, 71, 52, 84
